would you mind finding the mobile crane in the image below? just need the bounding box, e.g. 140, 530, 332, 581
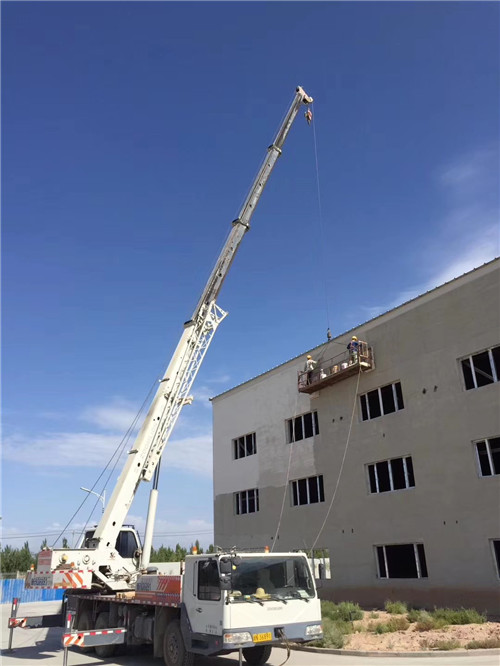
17, 87, 323, 666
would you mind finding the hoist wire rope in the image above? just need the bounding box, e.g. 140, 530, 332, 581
270, 334, 343, 552
310, 366, 362, 553
52, 376, 159, 547
270, 388, 300, 552
310, 102, 332, 334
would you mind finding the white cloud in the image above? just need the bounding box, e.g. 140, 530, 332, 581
191, 385, 216, 408
126, 513, 213, 540
81, 397, 142, 431
363, 146, 499, 318
162, 433, 213, 476
3, 431, 128, 468
2, 430, 213, 476
206, 374, 231, 384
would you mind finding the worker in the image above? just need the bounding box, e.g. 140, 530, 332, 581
347, 336, 359, 365
327, 328, 332, 341
304, 354, 317, 384
305, 108, 313, 125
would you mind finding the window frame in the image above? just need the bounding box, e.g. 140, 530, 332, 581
286, 411, 320, 444
367, 455, 415, 494
234, 488, 260, 515
490, 539, 500, 580
290, 475, 325, 507
232, 432, 257, 460
460, 345, 500, 391
197, 559, 221, 601
474, 437, 500, 477
360, 382, 404, 422
375, 542, 428, 579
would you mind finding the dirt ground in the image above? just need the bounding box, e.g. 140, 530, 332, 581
344, 611, 500, 652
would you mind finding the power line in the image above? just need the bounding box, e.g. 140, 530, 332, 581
2, 529, 213, 542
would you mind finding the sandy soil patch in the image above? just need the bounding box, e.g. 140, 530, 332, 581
344, 611, 500, 652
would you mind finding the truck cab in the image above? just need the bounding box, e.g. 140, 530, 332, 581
181, 551, 323, 660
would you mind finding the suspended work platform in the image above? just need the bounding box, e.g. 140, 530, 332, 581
298, 341, 374, 394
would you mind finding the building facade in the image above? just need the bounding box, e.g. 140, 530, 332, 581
212, 259, 500, 613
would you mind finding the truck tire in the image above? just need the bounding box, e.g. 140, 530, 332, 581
242, 645, 272, 665
94, 611, 116, 659
76, 609, 93, 653
163, 619, 194, 666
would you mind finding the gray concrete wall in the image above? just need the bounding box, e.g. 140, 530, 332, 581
212, 260, 500, 613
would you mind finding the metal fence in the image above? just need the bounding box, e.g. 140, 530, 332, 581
0, 578, 64, 604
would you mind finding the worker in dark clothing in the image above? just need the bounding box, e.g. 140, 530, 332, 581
347, 336, 360, 365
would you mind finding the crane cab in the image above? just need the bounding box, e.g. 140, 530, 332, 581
82, 525, 141, 559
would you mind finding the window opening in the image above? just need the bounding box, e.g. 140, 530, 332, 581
461, 345, 500, 390
286, 411, 319, 443
376, 543, 428, 579
368, 456, 415, 494
291, 475, 325, 506
492, 540, 500, 578
233, 432, 257, 460
360, 382, 404, 421
235, 488, 259, 515
475, 437, 500, 476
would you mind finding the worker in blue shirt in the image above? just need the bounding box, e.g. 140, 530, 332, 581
347, 336, 360, 365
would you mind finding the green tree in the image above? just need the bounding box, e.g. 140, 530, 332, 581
0, 542, 35, 574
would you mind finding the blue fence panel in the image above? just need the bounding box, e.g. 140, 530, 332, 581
1, 578, 64, 604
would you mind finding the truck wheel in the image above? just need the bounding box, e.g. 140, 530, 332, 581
242, 645, 272, 665
94, 611, 116, 659
76, 609, 93, 653
163, 619, 194, 666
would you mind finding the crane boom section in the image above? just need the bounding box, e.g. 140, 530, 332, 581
192, 86, 313, 317
92, 86, 313, 552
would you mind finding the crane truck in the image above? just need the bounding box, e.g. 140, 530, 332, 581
15, 86, 323, 666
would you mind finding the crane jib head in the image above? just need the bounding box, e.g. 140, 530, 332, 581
296, 86, 314, 105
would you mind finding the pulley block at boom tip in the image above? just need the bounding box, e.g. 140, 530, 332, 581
296, 86, 314, 105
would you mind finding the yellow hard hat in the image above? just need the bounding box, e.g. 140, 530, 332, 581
307, 354, 312, 359
352, 336, 358, 341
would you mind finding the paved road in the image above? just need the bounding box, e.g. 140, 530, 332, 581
2, 602, 499, 666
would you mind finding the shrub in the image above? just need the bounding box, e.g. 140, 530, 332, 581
320, 600, 363, 622
322, 623, 346, 649
369, 611, 380, 619
387, 617, 410, 632
466, 638, 500, 649
431, 607, 486, 625
421, 639, 461, 651
412, 611, 445, 632
408, 609, 426, 623
384, 600, 408, 614
310, 616, 351, 649
368, 617, 409, 634
374, 623, 390, 634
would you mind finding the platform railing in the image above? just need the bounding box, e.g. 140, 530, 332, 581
298, 341, 373, 391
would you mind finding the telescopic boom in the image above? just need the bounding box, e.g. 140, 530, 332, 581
90, 87, 313, 567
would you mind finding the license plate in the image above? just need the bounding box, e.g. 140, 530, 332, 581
253, 632, 272, 643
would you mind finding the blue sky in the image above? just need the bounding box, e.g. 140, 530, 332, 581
2, 2, 499, 551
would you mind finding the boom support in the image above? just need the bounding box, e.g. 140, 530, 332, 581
90, 87, 313, 568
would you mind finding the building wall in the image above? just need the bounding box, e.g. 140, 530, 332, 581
212, 260, 500, 613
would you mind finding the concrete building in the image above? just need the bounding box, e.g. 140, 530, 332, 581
212, 258, 500, 613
